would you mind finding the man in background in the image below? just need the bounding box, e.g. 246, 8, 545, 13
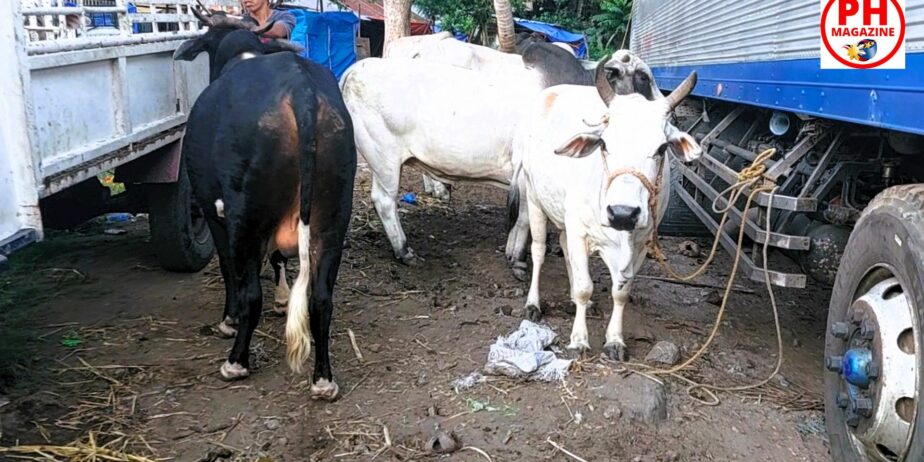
242, 0, 295, 39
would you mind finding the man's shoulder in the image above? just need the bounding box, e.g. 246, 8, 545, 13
271, 9, 296, 21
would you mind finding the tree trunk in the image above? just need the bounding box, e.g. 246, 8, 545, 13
493, 0, 516, 53
383, 0, 412, 56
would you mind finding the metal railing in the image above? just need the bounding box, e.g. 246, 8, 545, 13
20, 0, 210, 50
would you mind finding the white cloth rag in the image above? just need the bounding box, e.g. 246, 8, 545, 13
483, 320, 572, 382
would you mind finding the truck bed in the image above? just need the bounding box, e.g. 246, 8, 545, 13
631, 0, 924, 136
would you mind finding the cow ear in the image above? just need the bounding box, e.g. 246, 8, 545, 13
554, 134, 604, 158
174, 37, 207, 61
263, 39, 304, 54
666, 130, 702, 162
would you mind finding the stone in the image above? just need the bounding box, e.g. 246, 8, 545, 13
645, 341, 681, 365
368, 343, 382, 353
603, 405, 622, 420
596, 374, 668, 424
265, 418, 281, 430
703, 289, 723, 306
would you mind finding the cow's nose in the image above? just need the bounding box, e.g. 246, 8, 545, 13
607, 205, 641, 230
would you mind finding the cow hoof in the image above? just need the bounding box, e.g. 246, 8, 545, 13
510, 264, 529, 282
603, 342, 628, 362
566, 338, 590, 358
272, 301, 288, 315
397, 248, 423, 266
525, 304, 542, 322
219, 361, 249, 381
274, 293, 290, 311
310, 378, 340, 401
217, 318, 238, 338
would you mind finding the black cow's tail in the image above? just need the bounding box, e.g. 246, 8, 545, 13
506, 163, 523, 233
285, 95, 319, 375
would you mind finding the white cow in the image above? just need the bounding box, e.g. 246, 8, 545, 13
341, 57, 539, 265
511, 69, 701, 360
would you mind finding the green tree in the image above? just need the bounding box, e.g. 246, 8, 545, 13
414, 0, 524, 45
412, 0, 633, 58
589, 0, 632, 53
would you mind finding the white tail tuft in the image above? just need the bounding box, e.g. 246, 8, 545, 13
286, 221, 312, 373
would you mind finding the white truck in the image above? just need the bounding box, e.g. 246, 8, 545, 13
0, 0, 213, 272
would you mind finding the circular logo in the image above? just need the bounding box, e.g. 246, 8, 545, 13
821, 0, 906, 69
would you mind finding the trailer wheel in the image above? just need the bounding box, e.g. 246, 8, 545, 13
146, 163, 214, 272
825, 184, 924, 462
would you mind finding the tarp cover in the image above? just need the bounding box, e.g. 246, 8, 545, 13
515, 18, 588, 59
289, 10, 359, 79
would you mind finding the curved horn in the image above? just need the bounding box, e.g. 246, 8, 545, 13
595, 53, 615, 105
191, 5, 212, 25
665, 71, 698, 110
493, 0, 516, 53
251, 19, 276, 35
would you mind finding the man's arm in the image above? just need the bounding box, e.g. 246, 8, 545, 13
263, 10, 296, 39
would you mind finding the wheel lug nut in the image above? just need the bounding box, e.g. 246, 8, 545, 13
855, 397, 873, 417
860, 320, 876, 340
831, 322, 851, 339
846, 412, 861, 427
836, 392, 849, 408
826, 355, 844, 372
867, 362, 880, 379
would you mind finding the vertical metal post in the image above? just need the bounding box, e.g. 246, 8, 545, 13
112, 56, 132, 135
0, 0, 44, 238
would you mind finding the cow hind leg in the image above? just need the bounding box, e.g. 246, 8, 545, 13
524, 199, 547, 322
207, 217, 238, 338
221, 248, 264, 381
307, 248, 341, 401
505, 181, 530, 282
371, 172, 420, 265
270, 250, 289, 313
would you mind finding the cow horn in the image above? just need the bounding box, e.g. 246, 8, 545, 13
191, 5, 212, 25
251, 19, 276, 35
595, 53, 615, 105
665, 71, 698, 110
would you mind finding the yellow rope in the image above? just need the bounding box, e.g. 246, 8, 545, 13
605, 148, 786, 403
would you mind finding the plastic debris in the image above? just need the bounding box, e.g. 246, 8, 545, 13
452, 371, 486, 392
483, 320, 572, 382
105, 213, 132, 223
400, 192, 418, 205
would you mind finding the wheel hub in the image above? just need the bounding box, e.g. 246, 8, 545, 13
828, 277, 917, 460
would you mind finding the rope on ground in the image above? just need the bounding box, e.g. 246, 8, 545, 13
616, 148, 790, 406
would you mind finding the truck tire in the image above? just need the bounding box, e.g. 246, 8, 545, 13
825, 184, 924, 462
659, 158, 709, 237
146, 163, 214, 272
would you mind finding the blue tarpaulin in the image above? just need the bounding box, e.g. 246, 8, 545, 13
289, 10, 359, 79
432, 23, 469, 42
514, 18, 588, 59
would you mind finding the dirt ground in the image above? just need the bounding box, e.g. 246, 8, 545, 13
0, 166, 834, 461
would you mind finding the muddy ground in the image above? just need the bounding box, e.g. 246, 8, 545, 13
0, 166, 833, 461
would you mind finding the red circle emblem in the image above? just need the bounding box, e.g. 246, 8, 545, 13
820, 0, 906, 69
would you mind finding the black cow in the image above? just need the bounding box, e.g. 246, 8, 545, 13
174, 9, 356, 400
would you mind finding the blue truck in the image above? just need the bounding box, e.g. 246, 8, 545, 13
632, 1, 924, 460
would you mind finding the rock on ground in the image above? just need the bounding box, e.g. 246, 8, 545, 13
595, 374, 669, 424
645, 341, 680, 365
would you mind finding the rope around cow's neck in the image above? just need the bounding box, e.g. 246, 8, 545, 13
601, 148, 786, 406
